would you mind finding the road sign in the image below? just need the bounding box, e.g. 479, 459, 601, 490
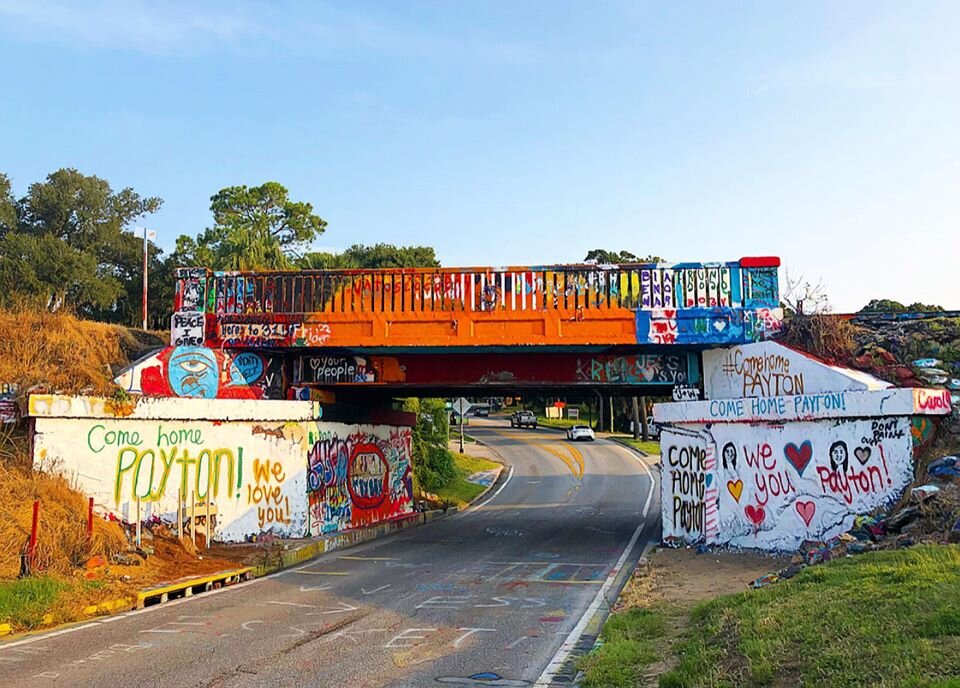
451, 398, 473, 416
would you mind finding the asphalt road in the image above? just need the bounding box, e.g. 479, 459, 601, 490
0, 419, 659, 688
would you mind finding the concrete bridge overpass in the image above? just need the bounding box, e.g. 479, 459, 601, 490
119, 257, 783, 401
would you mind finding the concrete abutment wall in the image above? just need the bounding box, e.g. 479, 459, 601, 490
655, 341, 952, 550
29, 395, 413, 542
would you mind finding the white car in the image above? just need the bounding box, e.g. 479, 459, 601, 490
566, 425, 596, 441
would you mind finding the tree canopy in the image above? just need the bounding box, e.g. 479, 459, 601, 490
859, 299, 945, 313
0, 169, 162, 319
299, 243, 440, 270
177, 182, 327, 270
583, 249, 665, 264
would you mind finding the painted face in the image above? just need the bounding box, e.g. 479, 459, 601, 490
168, 347, 219, 398
722, 442, 737, 469
830, 442, 848, 472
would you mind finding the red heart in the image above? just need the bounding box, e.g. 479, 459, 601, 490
795, 500, 816, 527
784, 441, 813, 476
744, 504, 765, 526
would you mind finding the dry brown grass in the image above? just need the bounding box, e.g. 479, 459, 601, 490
0, 305, 142, 403
0, 459, 128, 579
777, 312, 858, 363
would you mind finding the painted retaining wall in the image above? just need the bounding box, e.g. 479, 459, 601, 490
30, 396, 412, 542
656, 342, 952, 550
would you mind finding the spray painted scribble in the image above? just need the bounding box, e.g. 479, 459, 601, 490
116, 347, 283, 400
306, 426, 413, 534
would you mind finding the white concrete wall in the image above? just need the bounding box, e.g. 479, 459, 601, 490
702, 341, 890, 399
653, 387, 953, 425
30, 396, 412, 542
661, 416, 914, 550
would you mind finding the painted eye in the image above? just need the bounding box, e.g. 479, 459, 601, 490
178, 357, 211, 374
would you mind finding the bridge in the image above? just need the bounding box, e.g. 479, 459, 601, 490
119, 257, 783, 400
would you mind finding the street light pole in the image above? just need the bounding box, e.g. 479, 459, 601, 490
140, 227, 156, 330
142, 227, 148, 330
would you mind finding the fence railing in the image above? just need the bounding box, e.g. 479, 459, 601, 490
175, 259, 780, 317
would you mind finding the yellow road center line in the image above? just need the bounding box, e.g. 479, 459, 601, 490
296, 571, 350, 576
489, 430, 583, 480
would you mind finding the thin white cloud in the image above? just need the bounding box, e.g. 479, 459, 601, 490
0, 0, 261, 54
0, 0, 543, 65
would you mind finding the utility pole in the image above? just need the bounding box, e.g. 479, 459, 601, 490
140, 227, 156, 330
609, 396, 614, 433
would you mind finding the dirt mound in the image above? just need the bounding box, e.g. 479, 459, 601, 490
0, 305, 165, 404
0, 462, 128, 579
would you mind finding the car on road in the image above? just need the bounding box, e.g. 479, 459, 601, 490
510, 410, 538, 428
566, 425, 596, 441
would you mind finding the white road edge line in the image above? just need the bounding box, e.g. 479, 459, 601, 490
0, 465, 518, 653
534, 441, 657, 687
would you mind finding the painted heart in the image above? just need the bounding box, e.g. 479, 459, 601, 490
727, 479, 744, 503
705, 474, 714, 488
795, 500, 816, 528
784, 441, 813, 476
854, 447, 871, 465
744, 504, 765, 526
713, 320, 727, 332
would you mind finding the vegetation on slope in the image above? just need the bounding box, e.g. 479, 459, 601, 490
580, 546, 960, 688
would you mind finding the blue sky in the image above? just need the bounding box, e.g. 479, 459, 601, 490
1, 1, 957, 311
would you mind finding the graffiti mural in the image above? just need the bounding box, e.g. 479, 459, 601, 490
219, 319, 332, 348
33, 416, 307, 541
661, 417, 915, 550
176, 259, 782, 350
703, 341, 888, 400
298, 356, 377, 384
115, 346, 283, 400
636, 307, 784, 347
31, 397, 416, 542
0, 383, 18, 424
661, 430, 719, 541
170, 312, 205, 348
306, 425, 413, 534
574, 354, 687, 384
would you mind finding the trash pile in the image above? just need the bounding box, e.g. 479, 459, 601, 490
747, 454, 960, 589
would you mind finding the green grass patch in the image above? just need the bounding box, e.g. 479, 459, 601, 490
432, 452, 502, 507
0, 576, 69, 628
613, 436, 661, 455
579, 606, 673, 687
536, 414, 591, 430
661, 545, 960, 687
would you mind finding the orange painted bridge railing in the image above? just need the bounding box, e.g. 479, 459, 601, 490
171, 258, 783, 349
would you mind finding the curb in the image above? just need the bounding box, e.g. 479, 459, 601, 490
0, 507, 459, 642
609, 436, 650, 457
81, 597, 133, 617
248, 507, 458, 578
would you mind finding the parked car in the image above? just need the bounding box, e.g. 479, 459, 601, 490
566, 425, 596, 441
510, 410, 538, 428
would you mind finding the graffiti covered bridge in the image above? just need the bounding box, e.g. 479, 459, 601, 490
119, 257, 784, 400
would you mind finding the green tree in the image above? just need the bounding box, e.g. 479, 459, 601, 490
0, 174, 16, 235
0, 169, 162, 321
180, 182, 327, 270
0, 232, 109, 310
299, 243, 440, 270
402, 397, 456, 492
584, 249, 664, 264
